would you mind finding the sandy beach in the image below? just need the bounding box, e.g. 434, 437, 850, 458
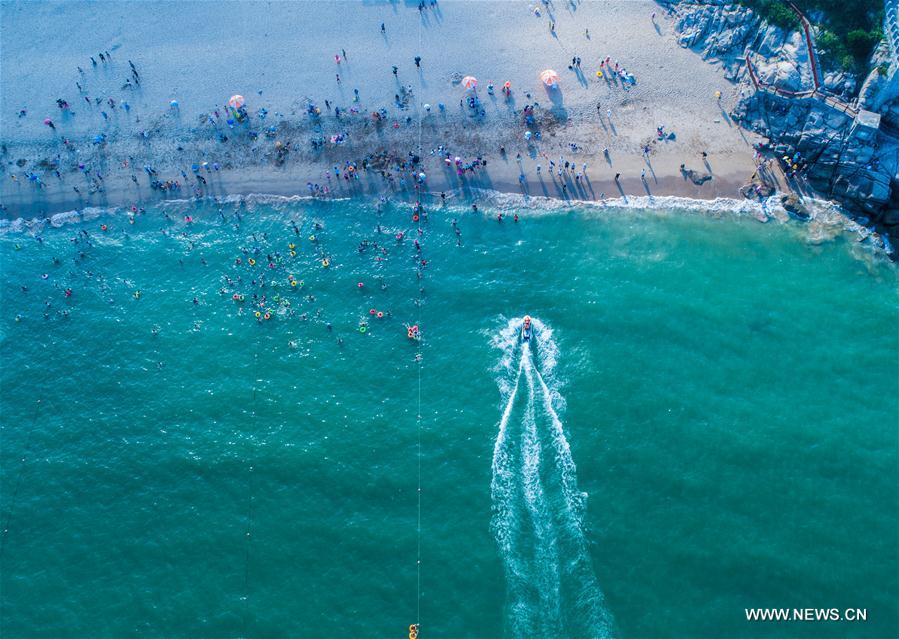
3, 3, 898, 637
0, 0, 767, 219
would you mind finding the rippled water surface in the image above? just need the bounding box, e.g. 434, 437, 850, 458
1, 199, 897, 638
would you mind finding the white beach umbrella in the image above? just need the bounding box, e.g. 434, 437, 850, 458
540, 69, 560, 87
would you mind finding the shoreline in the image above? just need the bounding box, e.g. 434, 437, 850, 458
3, 165, 892, 266
1, 148, 761, 222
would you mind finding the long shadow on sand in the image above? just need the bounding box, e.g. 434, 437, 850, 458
546, 88, 567, 122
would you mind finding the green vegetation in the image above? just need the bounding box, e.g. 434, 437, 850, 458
742, 0, 800, 29
739, 0, 884, 71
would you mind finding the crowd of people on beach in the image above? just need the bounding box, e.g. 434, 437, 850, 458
1, 1, 788, 230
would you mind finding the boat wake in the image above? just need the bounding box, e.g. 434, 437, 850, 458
490, 317, 614, 638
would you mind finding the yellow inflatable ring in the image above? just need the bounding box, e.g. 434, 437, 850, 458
248, 258, 256, 266
290, 250, 297, 257
322, 259, 330, 267
288, 243, 295, 249
291, 280, 297, 287
254, 311, 261, 318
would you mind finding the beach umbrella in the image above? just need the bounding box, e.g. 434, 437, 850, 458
170, 99, 179, 108
462, 76, 478, 90
43, 118, 52, 125
229, 94, 245, 109
540, 69, 560, 87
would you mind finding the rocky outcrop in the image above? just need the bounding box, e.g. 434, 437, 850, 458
858, 42, 899, 123
781, 193, 810, 218
661, 0, 899, 250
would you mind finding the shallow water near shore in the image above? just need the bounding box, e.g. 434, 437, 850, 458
1, 198, 897, 639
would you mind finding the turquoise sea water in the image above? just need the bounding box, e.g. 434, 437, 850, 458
1, 198, 897, 639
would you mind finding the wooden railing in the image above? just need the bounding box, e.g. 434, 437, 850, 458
743, 2, 859, 119
786, 0, 823, 90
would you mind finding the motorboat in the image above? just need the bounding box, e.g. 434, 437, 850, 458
520, 315, 532, 342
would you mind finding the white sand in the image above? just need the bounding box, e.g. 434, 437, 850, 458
0, 0, 765, 216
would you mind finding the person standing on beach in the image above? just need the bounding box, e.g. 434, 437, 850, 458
414, 56, 421, 68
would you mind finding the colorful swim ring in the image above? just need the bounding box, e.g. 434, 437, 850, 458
369, 308, 376, 315
263, 312, 271, 320
359, 324, 367, 333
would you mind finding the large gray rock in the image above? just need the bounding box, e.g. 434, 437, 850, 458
666, 0, 898, 233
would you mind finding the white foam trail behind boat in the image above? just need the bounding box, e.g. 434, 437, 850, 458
520, 348, 562, 635
490, 352, 532, 637
490, 317, 614, 638
535, 364, 614, 638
